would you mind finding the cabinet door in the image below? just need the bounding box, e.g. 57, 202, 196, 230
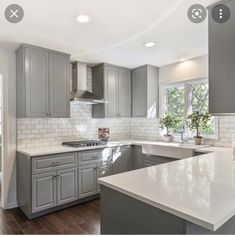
118, 69, 131, 117
49, 53, 70, 118
32, 172, 56, 213
132, 66, 147, 117
57, 168, 78, 206
25, 47, 49, 117
97, 161, 113, 193
78, 164, 97, 199
143, 156, 175, 168
105, 66, 119, 117
208, 1, 235, 114
113, 146, 132, 174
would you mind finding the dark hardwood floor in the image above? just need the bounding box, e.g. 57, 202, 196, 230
0, 199, 101, 234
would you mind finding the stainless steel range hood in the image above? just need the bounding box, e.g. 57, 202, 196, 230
70, 62, 106, 104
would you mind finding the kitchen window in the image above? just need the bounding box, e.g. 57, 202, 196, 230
160, 79, 218, 139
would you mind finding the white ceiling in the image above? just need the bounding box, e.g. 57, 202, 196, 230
0, 0, 218, 68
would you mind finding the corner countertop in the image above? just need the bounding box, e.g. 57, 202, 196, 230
17, 139, 208, 157
99, 146, 234, 231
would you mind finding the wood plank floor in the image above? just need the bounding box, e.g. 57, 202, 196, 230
0, 199, 101, 234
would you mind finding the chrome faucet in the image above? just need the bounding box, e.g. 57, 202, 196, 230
180, 130, 187, 144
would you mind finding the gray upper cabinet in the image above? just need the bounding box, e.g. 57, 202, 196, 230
16, 44, 70, 118
49, 53, 70, 118
21, 47, 49, 118
131, 65, 159, 118
208, 0, 235, 114
105, 66, 119, 117
118, 69, 131, 117
92, 63, 131, 118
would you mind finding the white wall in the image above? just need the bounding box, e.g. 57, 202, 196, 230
159, 55, 208, 85
0, 48, 17, 209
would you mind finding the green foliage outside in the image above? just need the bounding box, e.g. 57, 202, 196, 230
165, 82, 215, 136
165, 86, 185, 133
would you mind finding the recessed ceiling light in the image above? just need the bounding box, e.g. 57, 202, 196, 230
76, 14, 90, 23
144, 42, 156, 48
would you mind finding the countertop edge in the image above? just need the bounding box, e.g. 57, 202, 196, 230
98, 178, 215, 231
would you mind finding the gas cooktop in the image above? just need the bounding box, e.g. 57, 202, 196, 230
62, 140, 106, 148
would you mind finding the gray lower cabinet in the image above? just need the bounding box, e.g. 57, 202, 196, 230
78, 148, 113, 196
18, 145, 175, 219
78, 164, 97, 199
97, 161, 113, 193
92, 63, 131, 118
133, 145, 175, 169
32, 167, 78, 213
113, 146, 133, 174
57, 168, 78, 206
32, 171, 57, 213
16, 44, 70, 118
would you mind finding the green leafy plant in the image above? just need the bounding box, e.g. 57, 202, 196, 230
160, 114, 180, 136
186, 112, 211, 138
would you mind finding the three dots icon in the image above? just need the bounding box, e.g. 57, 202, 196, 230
211, 4, 230, 23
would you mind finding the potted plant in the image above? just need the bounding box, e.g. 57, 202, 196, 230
186, 111, 210, 145
160, 114, 180, 142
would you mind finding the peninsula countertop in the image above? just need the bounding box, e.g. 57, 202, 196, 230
17, 139, 208, 157
99, 146, 234, 231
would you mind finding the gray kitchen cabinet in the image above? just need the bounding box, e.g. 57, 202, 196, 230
32, 171, 57, 213
16, 44, 70, 118
131, 65, 159, 118
49, 52, 70, 118
92, 63, 131, 118
105, 66, 119, 117
118, 69, 131, 117
132, 145, 175, 169
17, 46, 49, 118
57, 168, 78, 206
112, 146, 133, 174
78, 164, 97, 199
208, 0, 235, 114
143, 156, 175, 167
97, 161, 113, 193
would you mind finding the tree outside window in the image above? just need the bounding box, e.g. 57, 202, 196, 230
163, 80, 217, 138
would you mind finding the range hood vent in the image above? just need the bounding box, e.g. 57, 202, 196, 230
71, 62, 106, 104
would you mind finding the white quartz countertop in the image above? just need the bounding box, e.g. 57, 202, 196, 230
99, 147, 234, 231
17, 139, 208, 157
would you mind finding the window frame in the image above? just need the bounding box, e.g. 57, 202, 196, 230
159, 78, 219, 140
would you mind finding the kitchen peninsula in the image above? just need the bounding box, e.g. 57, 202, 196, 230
99, 147, 235, 234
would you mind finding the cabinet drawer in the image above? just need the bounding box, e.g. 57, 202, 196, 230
32, 153, 77, 174
78, 148, 112, 165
